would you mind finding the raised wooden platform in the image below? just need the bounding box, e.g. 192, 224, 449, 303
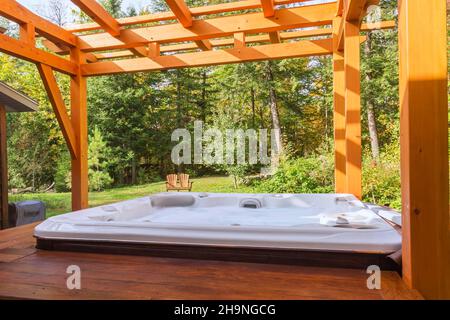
0, 223, 422, 300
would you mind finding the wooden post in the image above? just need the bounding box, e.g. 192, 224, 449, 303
398, 0, 450, 299
333, 17, 346, 193
70, 47, 89, 211
344, 20, 362, 199
0, 105, 8, 229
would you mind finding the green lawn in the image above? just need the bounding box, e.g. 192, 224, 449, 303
9, 176, 255, 217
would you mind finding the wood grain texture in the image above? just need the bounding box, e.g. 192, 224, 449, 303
82, 39, 333, 76
0, 224, 421, 300
70, 48, 89, 211
344, 20, 362, 198
76, 3, 336, 52
333, 17, 346, 193
398, 0, 450, 299
70, 0, 121, 36
0, 33, 77, 76
37, 64, 78, 160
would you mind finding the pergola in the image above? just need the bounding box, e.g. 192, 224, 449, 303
0, 0, 448, 299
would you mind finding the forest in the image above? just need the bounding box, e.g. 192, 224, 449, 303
1, 0, 402, 212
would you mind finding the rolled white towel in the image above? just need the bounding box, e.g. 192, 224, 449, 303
319, 209, 378, 228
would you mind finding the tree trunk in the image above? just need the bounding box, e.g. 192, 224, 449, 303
265, 62, 283, 158
131, 156, 137, 185
251, 87, 256, 128
176, 70, 182, 128
175, 70, 184, 173
365, 32, 380, 160
201, 70, 207, 123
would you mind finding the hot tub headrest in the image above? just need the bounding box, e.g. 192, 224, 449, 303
151, 194, 196, 208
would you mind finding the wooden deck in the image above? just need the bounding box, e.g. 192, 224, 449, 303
0, 223, 422, 300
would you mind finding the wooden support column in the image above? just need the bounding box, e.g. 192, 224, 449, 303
70, 47, 88, 211
343, 20, 361, 199
398, 0, 450, 299
0, 105, 8, 229
333, 17, 346, 193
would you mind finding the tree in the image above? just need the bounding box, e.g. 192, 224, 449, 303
45, 0, 68, 26
88, 127, 113, 191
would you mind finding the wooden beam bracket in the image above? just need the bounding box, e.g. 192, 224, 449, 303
37, 64, 78, 159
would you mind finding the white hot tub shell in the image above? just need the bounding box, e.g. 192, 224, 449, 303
35, 193, 401, 254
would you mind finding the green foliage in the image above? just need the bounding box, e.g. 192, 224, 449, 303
255, 155, 335, 194
88, 127, 113, 191
362, 143, 401, 209
54, 151, 71, 192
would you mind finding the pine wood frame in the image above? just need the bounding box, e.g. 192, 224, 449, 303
0, 0, 447, 299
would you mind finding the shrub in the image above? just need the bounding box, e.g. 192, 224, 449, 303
54, 152, 71, 192
362, 146, 401, 209
255, 155, 334, 194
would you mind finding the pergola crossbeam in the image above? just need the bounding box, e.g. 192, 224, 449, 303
64, 0, 310, 34
70, 0, 121, 37
81, 38, 333, 76
70, 0, 149, 58
0, 33, 77, 75
76, 2, 337, 53
165, 0, 193, 28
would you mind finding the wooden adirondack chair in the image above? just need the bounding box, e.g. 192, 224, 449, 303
165, 174, 193, 192
165, 174, 179, 191
178, 174, 193, 192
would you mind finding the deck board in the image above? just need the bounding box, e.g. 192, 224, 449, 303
0, 223, 422, 300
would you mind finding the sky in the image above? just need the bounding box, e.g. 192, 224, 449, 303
19, 0, 145, 11
18, 0, 149, 23
17, 0, 332, 25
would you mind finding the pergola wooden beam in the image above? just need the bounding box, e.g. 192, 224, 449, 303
343, 19, 362, 199
234, 32, 246, 49
70, 47, 88, 211
64, 0, 309, 33
398, 0, 450, 299
165, 0, 193, 28
332, 17, 346, 193
0, 33, 77, 75
70, 0, 121, 37
76, 2, 337, 52
344, 0, 369, 21
37, 64, 78, 160
81, 38, 333, 76
164, 0, 212, 51
19, 23, 36, 45
336, 0, 379, 51
46, 21, 394, 61
269, 32, 281, 43
261, 0, 276, 17
70, 0, 149, 57
0, 0, 77, 47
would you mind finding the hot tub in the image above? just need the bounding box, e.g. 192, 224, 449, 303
34, 193, 402, 269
